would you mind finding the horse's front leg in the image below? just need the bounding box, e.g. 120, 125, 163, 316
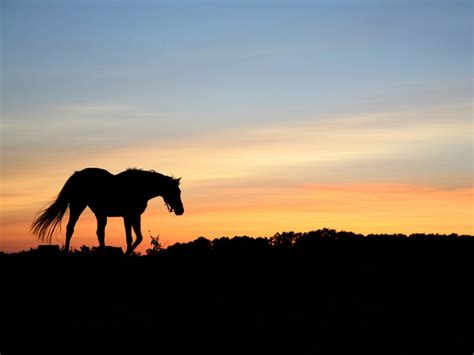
129, 215, 143, 254
124, 216, 133, 255
95, 214, 107, 248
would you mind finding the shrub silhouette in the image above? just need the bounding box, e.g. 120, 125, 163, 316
146, 235, 163, 256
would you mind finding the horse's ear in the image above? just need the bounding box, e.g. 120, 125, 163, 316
175, 177, 181, 185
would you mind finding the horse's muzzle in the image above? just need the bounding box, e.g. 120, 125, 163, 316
173, 206, 184, 216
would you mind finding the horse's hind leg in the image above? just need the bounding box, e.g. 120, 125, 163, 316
65, 203, 86, 251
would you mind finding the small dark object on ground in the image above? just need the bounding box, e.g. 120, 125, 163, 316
36, 244, 61, 255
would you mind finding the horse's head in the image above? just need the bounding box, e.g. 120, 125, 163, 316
163, 178, 184, 215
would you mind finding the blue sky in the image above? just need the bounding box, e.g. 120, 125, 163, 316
3, 0, 471, 117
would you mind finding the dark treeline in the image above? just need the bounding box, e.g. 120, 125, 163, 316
2, 229, 473, 354
149, 229, 473, 257
5, 228, 471, 258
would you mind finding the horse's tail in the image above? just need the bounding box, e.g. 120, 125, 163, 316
31, 173, 76, 243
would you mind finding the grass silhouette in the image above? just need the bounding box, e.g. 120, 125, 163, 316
1, 229, 473, 354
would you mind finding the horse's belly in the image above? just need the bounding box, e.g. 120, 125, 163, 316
106, 209, 125, 217
86, 188, 148, 216
90, 203, 147, 217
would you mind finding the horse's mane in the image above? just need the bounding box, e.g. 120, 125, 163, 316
124, 168, 179, 184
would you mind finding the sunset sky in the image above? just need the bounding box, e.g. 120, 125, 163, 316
1, 0, 472, 253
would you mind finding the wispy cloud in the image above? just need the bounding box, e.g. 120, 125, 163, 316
109, 101, 472, 187
2, 101, 470, 192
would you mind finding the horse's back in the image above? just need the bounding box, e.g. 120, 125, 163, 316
71, 168, 145, 214
71, 168, 115, 191
76, 167, 113, 177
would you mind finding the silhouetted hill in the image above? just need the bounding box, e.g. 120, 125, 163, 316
1, 229, 473, 354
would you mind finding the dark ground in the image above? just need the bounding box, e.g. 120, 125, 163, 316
1, 230, 473, 354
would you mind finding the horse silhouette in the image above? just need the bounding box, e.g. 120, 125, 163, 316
31, 168, 184, 254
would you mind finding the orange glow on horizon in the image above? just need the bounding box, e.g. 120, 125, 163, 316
1, 104, 472, 252
1, 182, 472, 253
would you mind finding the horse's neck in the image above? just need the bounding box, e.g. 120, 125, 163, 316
140, 180, 167, 200
118, 172, 168, 200
144, 190, 163, 200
